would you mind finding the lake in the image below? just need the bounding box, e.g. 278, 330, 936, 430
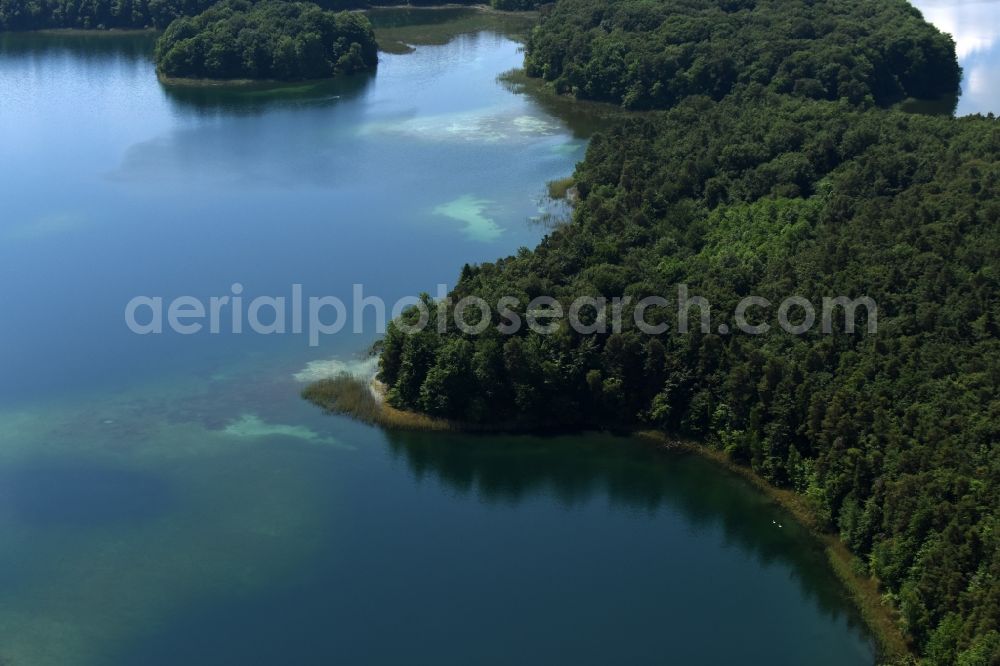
2, 4, 993, 664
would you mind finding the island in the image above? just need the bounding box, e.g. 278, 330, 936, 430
152, 0, 377, 82
306, 1, 999, 664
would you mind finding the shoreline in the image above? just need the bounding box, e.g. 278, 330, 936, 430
635, 431, 911, 663
16, 4, 534, 41
34, 27, 157, 35
156, 72, 355, 88
306, 375, 911, 662
35, 8, 911, 653
369, 3, 537, 16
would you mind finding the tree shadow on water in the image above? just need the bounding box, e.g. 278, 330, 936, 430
159, 70, 376, 118
0, 31, 155, 61
383, 429, 873, 632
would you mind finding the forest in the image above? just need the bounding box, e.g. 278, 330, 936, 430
524, 0, 961, 108
366, 2, 998, 663
0, 0, 215, 29
0, 0, 541, 31
154, 0, 377, 80
375, 92, 998, 665
3, 0, 993, 658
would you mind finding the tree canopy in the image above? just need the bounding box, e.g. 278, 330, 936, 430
153, 0, 377, 81
0, 0, 217, 30
375, 90, 999, 663
369, 4, 995, 661
524, 0, 961, 109
0, 0, 540, 31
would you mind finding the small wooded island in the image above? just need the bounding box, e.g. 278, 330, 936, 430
153, 0, 377, 82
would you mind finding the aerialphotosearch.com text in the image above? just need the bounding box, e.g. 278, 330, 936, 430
124, 283, 877, 346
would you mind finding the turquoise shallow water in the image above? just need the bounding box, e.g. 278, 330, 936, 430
9, 4, 996, 661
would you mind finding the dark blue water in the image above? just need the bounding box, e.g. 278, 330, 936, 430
12, 6, 994, 662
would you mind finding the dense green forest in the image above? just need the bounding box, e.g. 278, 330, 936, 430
375, 91, 998, 663
0, 0, 541, 31
367, 3, 999, 661
0, 0, 215, 29
154, 0, 376, 80
524, 0, 961, 108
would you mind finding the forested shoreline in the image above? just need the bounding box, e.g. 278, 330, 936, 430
359, 1, 997, 663
4, 0, 994, 660
0, 0, 213, 30
0, 0, 538, 81
0, 0, 541, 31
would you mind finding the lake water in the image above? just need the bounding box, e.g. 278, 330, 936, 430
4, 3, 994, 663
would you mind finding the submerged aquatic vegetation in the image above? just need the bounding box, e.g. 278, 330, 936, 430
433, 195, 504, 242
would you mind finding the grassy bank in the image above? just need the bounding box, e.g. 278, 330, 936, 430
304, 375, 587, 433
546, 176, 575, 200
370, 5, 536, 54
155, 72, 356, 88
303, 375, 452, 430
498, 67, 632, 119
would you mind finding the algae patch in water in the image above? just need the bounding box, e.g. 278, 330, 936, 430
221, 413, 348, 449
360, 109, 558, 144
434, 194, 504, 242
293, 356, 378, 383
